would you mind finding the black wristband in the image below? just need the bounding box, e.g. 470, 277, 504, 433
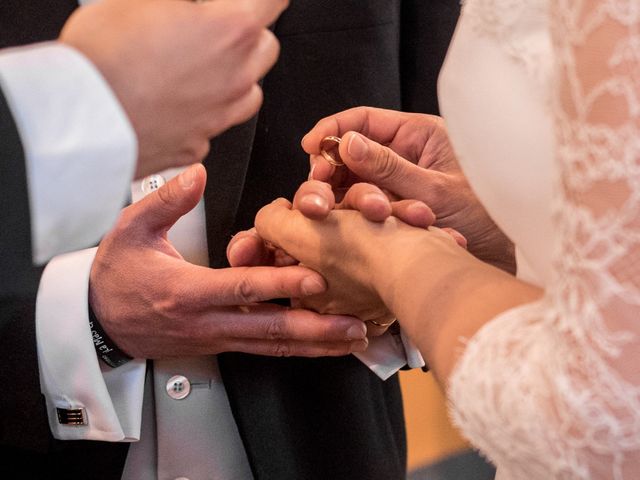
88, 304, 132, 369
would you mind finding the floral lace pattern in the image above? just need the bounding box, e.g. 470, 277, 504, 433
448, 0, 640, 478
462, 0, 552, 88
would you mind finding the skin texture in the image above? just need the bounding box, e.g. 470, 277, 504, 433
301, 107, 515, 273
89, 164, 369, 360
253, 196, 541, 389
228, 107, 510, 333
60, 0, 288, 178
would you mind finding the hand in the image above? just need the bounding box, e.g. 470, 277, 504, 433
226, 179, 443, 267
301, 107, 515, 272
60, 0, 288, 179
89, 164, 368, 359
227, 182, 442, 334
253, 199, 464, 335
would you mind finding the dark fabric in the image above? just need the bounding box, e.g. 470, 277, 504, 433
0, 0, 460, 478
0, 0, 78, 48
0, 2, 128, 477
206, 1, 460, 479
0, 0, 79, 297
0, 90, 43, 300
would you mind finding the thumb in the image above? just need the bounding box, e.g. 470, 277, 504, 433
134, 163, 207, 232
339, 131, 437, 201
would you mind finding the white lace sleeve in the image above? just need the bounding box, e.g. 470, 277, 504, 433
448, 2, 640, 479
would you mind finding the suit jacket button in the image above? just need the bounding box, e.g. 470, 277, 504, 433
166, 375, 191, 400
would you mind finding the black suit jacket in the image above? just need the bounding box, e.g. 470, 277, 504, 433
0, 1, 460, 478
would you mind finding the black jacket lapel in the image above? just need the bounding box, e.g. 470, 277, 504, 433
203, 116, 259, 269
0, 0, 78, 48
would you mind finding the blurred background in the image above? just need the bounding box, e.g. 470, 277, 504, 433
400, 370, 496, 480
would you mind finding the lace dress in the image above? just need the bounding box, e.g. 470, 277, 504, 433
438, 0, 640, 478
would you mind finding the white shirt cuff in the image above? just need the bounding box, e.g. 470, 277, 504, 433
354, 325, 426, 380
36, 248, 145, 441
0, 42, 137, 264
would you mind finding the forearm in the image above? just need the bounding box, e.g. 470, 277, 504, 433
374, 236, 542, 387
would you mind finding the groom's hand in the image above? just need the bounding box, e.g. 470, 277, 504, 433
88, 164, 368, 359
61, 0, 289, 178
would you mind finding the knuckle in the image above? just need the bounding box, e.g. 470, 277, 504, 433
374, 147, 403, 184
154, 181, 176, 209
228, 70, 255, 100
265, 315, 286, 340
272, 341, 291, 357
232, 9, 262, 41
234, 273, 260, 304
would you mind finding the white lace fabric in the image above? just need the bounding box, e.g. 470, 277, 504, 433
448, 1, 640, 478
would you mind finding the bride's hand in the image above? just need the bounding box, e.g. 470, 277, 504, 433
253, 198, 463, 335
226, 179, 442, 269
302, 106, 515, 273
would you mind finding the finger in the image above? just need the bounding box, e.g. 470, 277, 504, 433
223, 338, 368, 357
132, 163, 206, 233
301, 106, 409, 155
308, 153, 335, 182
227, 228, 297, 267
249, 29, 280, 81
390, 200, 436, 228
292, 181, 335, 220
227, 228, 272, 267
188, 263, 327, 305
208, 304, 368, 343
335, 183, 392, 222
255, 199, 308, 252
441, 227, 468, 249
308, 154, 354, 203
213, 0, 289, 27
365, 316, 398, 337
213, 83, 264, 135
338, 131, 444, 203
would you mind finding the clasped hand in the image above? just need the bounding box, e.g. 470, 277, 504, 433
229, 107, 513, 333
89, 165, 369, 360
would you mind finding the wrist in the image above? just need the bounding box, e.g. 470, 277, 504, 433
88, 302, 132, 369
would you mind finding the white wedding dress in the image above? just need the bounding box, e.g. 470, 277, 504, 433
438, 0, 640, 478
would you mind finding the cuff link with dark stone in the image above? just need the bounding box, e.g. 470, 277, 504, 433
320, 136, 344, 167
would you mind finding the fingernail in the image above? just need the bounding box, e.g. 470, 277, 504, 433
346, 323, 367, 340
363, 192, 388, 206
347, 133, 368, 162
179, 165, 197, 189
351, 338, 369, 352
308, 163, 317, 180
407, 202, 436, 226
301, 193, 328, 211
227, 235, 251, 261
301, 134, 310, 150
301, 276, 326, 296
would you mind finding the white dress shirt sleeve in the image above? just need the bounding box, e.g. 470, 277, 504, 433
0, 42, 137, 265
36, 248, 146, 441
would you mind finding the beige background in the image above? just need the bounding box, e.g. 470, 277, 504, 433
400, 370, 470, 471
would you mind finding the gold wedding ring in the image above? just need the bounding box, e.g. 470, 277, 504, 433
320, 136, 344, 167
